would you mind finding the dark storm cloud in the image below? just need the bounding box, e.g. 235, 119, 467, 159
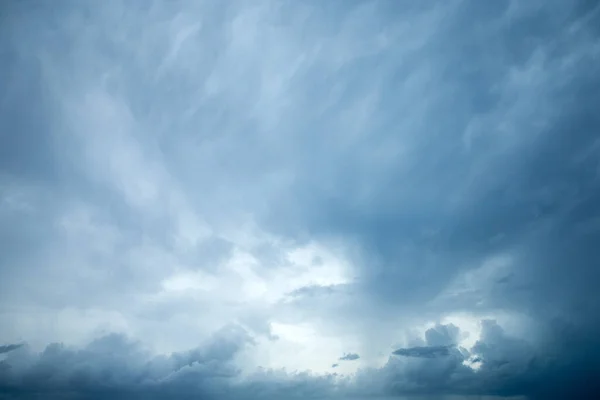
380, 320, 600, 400
0, 325, 254, 400
0, 322, 596, 400
262, 0, 600, 395
274, 0, 600, 314
1, 0, 600, 399
345, 321, 563, 399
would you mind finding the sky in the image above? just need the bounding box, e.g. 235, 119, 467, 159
1, 0, 599, 399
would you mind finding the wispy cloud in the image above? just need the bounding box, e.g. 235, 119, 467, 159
393, 345, 452, 359
0, 343, 22, 354
339, 353, 360, 361
2, 0, 600, 399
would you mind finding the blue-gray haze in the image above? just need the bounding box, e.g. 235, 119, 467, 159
1, 1, 599, 399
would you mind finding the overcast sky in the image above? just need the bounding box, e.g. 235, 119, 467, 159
1, 0, 599, 399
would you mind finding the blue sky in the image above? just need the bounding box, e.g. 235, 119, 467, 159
1, 0, 600, 399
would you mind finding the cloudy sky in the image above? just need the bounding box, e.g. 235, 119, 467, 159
1, 0, 599, 399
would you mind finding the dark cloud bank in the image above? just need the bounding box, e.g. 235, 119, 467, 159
0, 321, 596, 400
2, 0, 600, 399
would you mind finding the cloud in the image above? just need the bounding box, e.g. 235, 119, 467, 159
0, 325, 254, 399
2, 0, 600, 399
0, 320, 597, 400
339, 353, 360, 361
393, 345, 453, 359
0, 344, 22, 354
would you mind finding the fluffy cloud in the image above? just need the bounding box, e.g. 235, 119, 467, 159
1, 0, 600, 399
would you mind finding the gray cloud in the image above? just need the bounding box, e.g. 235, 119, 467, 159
0, 344, 22, 354
393, 345, 453, 359
339, 353, 360, 361
0, 321, 597, 400
0, 325, 254, 399
1, 0, 600, 399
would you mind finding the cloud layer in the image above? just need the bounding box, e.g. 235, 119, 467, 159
1, 0, 600, 399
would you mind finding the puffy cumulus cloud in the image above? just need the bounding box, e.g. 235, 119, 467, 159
2, 0, 600, 399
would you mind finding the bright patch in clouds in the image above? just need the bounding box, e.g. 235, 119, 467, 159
155, 237, 354, 371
